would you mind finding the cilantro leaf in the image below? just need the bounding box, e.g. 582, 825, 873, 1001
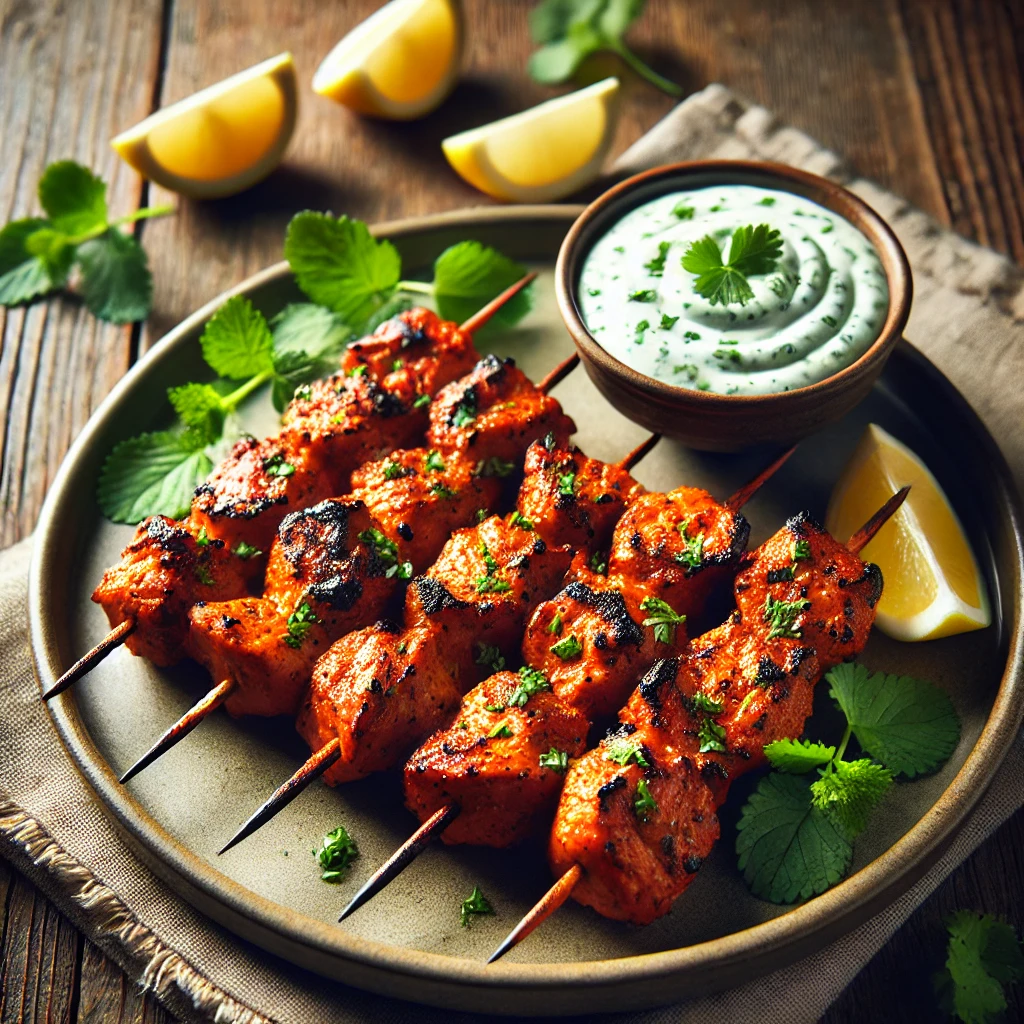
735, 771, 853, 904
764, 738, 836, 774
37, 160, 108, 236
76, 229, 152, 323
199, 294, 274, 380
727, 223, 784, 277
826, 663, 961, 777
460, 885, 494, 927
284, 211, 401, 326
431, 240, 532, 329
682, 224, 782, 308
269, 303, 352, 411
316, 825, 358, 882
0, 219, 56, 304
97, 430, 212, 523
935, 912, 1024, 1024
810, 758, 893, 837
167, 382, 225, 444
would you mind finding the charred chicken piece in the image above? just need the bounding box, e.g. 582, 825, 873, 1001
339, 308, 478, 397
188, 500, 397, 718
732, 511, 883, 671
404, 669, 589, 847
91, 516, 255, 666
350, 447, 502, 573
608, 486, 750, 626
297, 622, 466, 785
521, 562, 683, 722
516, 437, 646, 552
548, 660, 719, 924
427, 355, 576, 467
404, 514, 573, 660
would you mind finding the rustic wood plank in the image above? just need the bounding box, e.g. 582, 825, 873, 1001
77, 940, 171, 1024
0, 870, 81, 1024
0, 0, 165, 547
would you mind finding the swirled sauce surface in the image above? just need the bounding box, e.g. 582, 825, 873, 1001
578, 185, 889, 395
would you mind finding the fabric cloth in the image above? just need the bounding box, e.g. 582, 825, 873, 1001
2, 84, 1023, 1024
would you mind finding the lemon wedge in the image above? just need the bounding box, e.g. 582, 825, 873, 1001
825, 423, 990, 642
313, 0, 462, 120
442, 77, 621, 203
111, 53, 297, 200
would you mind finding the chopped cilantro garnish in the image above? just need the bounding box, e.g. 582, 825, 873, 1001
507, 665, 550, 707
315, 825, 358, 882
589, 550, 608, 574
673, 203, 695, 220
792, 539, 811, 561
634, 778, 658, 820
424, 449, 446, 472
193, 564, 214, 586
451, 391, 477, 428
604, 734, 650, 767
546, 611, 563, 636
629, 288, 656, 302
475, 642, 506, 673
644, 241, 671, 277
460, 885, 494, 927
475, 576, 512, 593
383, 460, 408, 480
487, 723, 514, 739
476, 455, 515, 478
557, 470, 576, 497
232, 540, 262, 560
429, 482, 456, 498
692, 692, 725, 715
549, 634, 583, 660
358, 527, 412, 580
196, 526, 210, 546
697, 716, 727, 753
509, 509, 534, 531
763, 594, 810, 639
674, 519, 705, 571
640, 596, 686, 644
262, 453, 295, 478
413, 393, 430, 409
659, 313, 680, 329
539, 748, 569, 773
284, 602, 319, 649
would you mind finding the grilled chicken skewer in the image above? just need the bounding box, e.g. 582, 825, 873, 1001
118, 350, 580, 783
487, 488, 908, 963
43, 275, 538, 700
336, 448, 794, 921
215, 434, 663, 854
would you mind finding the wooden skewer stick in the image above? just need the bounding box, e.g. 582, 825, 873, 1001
218, 739, 343, 855
459, 272, 538, 334
616, 434, 661, 472
42, 617, 138, 700
536, 353, 581, 395
337, 803, 462, 921
723, 445, 798, 512
487, 487, 913, 963
119, 678, 235, 784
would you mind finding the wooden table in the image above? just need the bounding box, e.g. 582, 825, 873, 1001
2, 1, 1022, 1020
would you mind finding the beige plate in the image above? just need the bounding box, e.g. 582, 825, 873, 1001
29, 207, 1024, 1016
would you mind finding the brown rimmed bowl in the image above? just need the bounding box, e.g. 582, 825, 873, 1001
556, 160, 913, 451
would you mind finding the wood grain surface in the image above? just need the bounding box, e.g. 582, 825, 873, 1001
1, 0, 1022, 1020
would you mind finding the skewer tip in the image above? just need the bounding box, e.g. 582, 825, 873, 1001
617, 433, 661, 472
724, 444, 798, 512
536, 352, 581, 395
459, 272, 538, 335
847, 485, 911, 554
42, 617, 137, 700
487, 864, 582, 964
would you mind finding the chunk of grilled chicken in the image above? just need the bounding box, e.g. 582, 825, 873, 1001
732, 511, 883, 670
427, 355, 576, 467
404, 513, 573, 659
339, 308, 478, 396
296, 622, 467, 785
521, 560, 683, 722
516, 438, 646, 552
350, 447, 502, 573
188, 499, 396, 718
91, 516, 256, 666
608, 487, 750, 627
548, 659, 719, 925
404, 671, 589, 847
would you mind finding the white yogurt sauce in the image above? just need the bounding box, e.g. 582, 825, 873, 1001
578, 185, 889, 395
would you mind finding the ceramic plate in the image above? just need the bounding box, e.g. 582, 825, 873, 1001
29, 207, 1024, 1015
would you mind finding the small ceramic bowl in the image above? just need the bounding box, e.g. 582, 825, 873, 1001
555, 160, 913, 451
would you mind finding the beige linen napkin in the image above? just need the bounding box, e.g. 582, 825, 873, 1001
2, 84, 1023, 1024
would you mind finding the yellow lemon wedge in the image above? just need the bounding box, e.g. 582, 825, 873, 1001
313, 0, 462, 120
825, 423, 990, 642
442, 77, 621, 203
111, 53, 297, 200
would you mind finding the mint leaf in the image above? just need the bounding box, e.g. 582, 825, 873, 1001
270, 303, 352, 412
810, 758, 893, 837
76, 229, 152, 323
764, 738, 836, 774
735, 771, 853, 904
826, 663, 961, 778
199, 294, 274, 380
98, 430, 212, 523
284, 211, 401, 326
168, 382, 225, 444
431, 241, 532, 329
38, 160, 108, 236
0, 219, 58, 304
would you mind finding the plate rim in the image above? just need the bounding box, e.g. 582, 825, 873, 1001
28, 204, 1024, 1012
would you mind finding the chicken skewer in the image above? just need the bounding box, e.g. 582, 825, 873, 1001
334, 447, 794, 921
117, 349, 581, 783
486, 487, 908, 963
43, 274, 539, 700
215, 433, 665, 854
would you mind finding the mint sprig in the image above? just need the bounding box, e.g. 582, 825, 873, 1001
681, 223, 783, 308
0, 160, 171, 322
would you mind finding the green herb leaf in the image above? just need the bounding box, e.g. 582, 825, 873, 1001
37, 160, 108, 236
727, 223, 784, 277
316, 825, 358, 882
476, 455, 516, 478
634, 778, 658, 820
697, 716, 727, 754
603, 734, 649, 767
681, 224, 782, 308
198, 294, 275, 380
167, 382, 225, 445
735, 772, 853, 903
509, 510, 534, 531
460, 885, 495, 927
507, 665, 551, 707
674, 520, 705, 571
763, 593, 810, 639
764, 738, 836, 774
558, 470, 576, 497
539, 748, 570, 773
76, 229, 152, 323
97, 430, 212, 523
644, 240, 671, 277
935, 911, 1024, 1024
691, 692, 725, 715
284, 211, 401, 326
431, 240, 532, 329
792, 539, 812, 561
269, 303, 352, 411
629, 288, 656, 302
826, 663, 961, 777
487, 723, 514, 739
546, 611, 563, 635
359, 527, 412, 580
0, 219, 58, 304
810, 758, 893, 837
476, 576, 512, 593
284, 602, 319, 649
232, 541, 262, 560
425, 449, 446, 472
640, 595, 685, 644
475, 642, 506, 673
550, 634, 583, 660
